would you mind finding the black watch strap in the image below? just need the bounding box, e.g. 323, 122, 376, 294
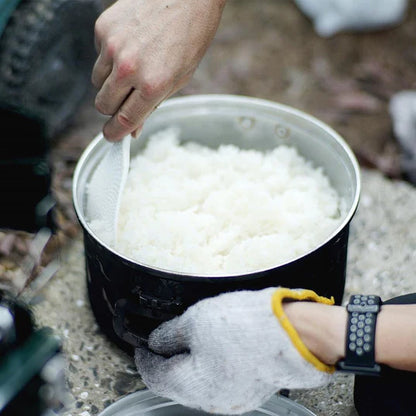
336, 294, 382, 376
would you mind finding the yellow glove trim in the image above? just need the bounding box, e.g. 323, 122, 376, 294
271, 287, 336, 374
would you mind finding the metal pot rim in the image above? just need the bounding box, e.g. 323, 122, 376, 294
73, 94, 361, 278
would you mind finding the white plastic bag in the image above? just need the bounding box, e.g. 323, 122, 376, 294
390, 91, 416, 183
294, 0, 408, 37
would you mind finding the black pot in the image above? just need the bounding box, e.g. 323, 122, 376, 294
73, 95, 360, 355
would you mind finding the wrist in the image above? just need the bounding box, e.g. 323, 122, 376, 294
284, 301, 347, 366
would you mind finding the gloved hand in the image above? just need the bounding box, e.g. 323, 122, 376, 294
135, 287, 335, 415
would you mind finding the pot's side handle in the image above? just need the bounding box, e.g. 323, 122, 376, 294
113, 299, 146, 347
113, 294, 183, 347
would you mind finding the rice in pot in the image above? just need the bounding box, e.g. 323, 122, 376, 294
111, 128, 345, 275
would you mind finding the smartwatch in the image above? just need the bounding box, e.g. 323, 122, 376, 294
336, 294, 382, 376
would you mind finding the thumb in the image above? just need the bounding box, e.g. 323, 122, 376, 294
135, 345, 195, 400
148, 314, 191, 357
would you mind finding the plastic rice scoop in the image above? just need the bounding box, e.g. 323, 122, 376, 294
86, 135, 131, 247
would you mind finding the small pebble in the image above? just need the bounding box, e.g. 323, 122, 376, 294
360, 194, 373, 207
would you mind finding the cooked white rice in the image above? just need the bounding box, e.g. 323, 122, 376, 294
116, 128, 344, 274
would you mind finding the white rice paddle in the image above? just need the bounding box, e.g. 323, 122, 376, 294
86, 135, 131, 247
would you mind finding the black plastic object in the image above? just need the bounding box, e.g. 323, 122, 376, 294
0, 104, 55, 232
84, 224, 350, 355
0, 290, 35, 353
0, 291, 66, 416
0, 0, 101, 138
0, 329, 63, 416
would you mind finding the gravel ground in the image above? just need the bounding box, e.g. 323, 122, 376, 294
2, 1, 416, 415
33, 168, 416, 416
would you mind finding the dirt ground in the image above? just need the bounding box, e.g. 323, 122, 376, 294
1, 0, 416, 294
77, 0, 416, 178
190, 0, 416, 178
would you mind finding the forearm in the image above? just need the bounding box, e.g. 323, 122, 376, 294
284, 301, 416, 372
375, 305, 416, 371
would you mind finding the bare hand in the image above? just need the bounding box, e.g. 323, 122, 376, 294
92, 0, 226, 141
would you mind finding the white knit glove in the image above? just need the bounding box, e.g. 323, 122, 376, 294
135, 287, 335, 415
294, 0, 407, 37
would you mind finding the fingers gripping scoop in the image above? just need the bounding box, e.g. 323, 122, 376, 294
87, 135, 131, 247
